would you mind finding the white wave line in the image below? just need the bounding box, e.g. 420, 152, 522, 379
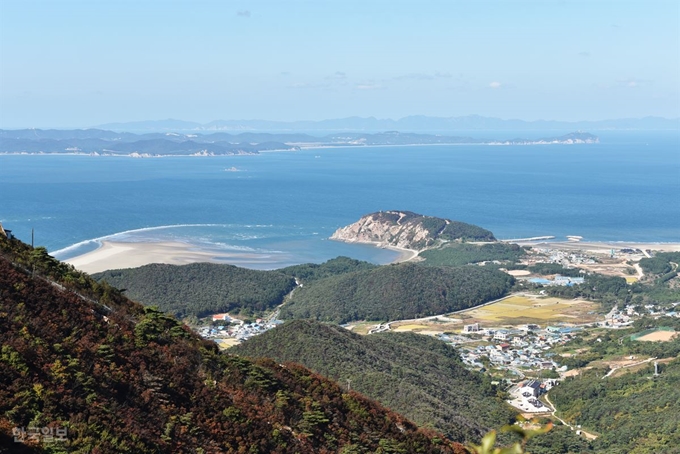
51, 223, 273, 257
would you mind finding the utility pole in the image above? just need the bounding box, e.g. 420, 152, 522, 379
31, 228, 34, 248
346, 379, 352, 392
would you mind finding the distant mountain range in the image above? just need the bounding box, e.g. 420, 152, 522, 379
95, 115, 680, 132
0, 129, 598, 157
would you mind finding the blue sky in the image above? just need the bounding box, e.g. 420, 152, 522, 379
0, 0, 678, 127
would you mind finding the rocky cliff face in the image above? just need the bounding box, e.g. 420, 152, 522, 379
330, 211, 495, 251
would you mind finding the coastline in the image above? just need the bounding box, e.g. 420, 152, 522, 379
66, 238, 421, 274
61, 236, 680, 276
511, 240, 680, 253
65, 240, 263, 274
0, 137, 598, 159
327, 238, 420, 263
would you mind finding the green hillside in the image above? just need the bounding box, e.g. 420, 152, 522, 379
0, 234, 467, 453
233, 320, 517, 443
419, 242, 526, 267
280, 263, 515, 323
549, 357, 680, 453
279, 256, 378, 283
94, 263, 296, 318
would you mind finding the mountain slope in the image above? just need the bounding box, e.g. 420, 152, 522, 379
280, 263, 514, 323
549, 358, 680, 453
0, 235, 467, 453
233, 320, 517, 443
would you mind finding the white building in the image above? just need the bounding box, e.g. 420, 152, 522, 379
463, 323, 480, 333
494, 330, 509, 341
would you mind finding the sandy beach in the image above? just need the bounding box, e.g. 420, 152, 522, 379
511, 240, 680, 253
64, 236, 679, 275
65, 241, 265, 274
65, 238, 419, 274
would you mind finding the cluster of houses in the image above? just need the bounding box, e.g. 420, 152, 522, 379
528, 275, 585, 286
528, 247, 596, 266
453, 323, 578, 373
196, 313, 284, 343
599, 302, 680, 329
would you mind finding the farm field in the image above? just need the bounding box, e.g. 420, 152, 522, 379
634, 329, 677, 342
214, 338, 241, 350
456, 294, 600, 326
388, 294, 601, 334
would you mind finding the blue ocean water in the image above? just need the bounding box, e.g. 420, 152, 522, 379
1, 131, 678, 269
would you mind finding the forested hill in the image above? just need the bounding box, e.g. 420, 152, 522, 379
0, 235, 467, 453
279, 256, 378, 283
280, 263, 514, 323
331, 211, 496, 250
233, 320, 517, 443
549, 357, 680, 453
93, 257, 375, 318
94, 263, 297, 318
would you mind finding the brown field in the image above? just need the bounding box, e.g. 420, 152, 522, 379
388, 294, 601, 333
458, 294, 600, 325
636, 331, 677, 342
393, 324, 429, 332
350, 322, 384, 335
214, 338, 241, 350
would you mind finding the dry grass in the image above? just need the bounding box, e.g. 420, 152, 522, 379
392, 324, 429, 332
457, 294, 600, 325
214, 338, 241, 350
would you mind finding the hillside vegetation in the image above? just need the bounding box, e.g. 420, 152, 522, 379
549, 357, 680, 454
280, 263, 515, 323
0, 235, 468, 453
279, 256, 378, 283
419, 243, 526, 267
233, 320, 517, 444
639, 252, 680, 275
94, 263, 296, 318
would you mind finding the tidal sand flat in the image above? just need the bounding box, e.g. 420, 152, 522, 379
65, 241, 264, 273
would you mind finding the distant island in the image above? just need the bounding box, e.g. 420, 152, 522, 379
0, 129, 598, 157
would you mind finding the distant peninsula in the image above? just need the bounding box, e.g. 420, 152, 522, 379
0, 129, 598, 157
330, 210, 496, 251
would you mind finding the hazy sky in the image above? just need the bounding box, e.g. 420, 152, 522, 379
1, 0, 678, 128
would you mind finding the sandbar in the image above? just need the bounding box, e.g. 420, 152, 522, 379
65, 238, 418, 275
65, 240, 263, 274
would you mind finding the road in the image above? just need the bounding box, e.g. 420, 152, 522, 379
634, 263, 644, 279
544, 393, 598, 440
603, 357, 657, 379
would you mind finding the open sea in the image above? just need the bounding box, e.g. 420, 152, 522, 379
1, 130, 678, 269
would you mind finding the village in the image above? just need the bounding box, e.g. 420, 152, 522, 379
195, 312, 285, 349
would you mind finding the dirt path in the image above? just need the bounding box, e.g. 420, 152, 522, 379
544, 393, 598, 440
603, 357, 656, 379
